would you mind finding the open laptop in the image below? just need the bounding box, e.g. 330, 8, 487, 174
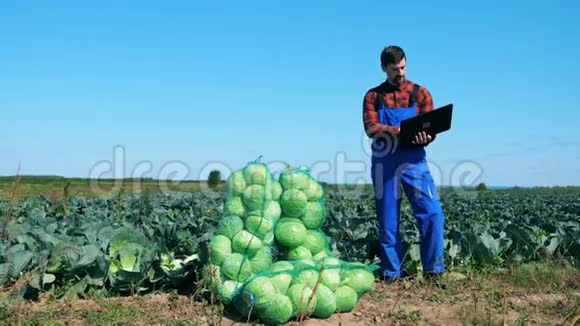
398, 104, 453, 145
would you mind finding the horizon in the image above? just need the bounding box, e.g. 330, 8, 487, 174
1, 174, 577, 190
1, 1, 579, 188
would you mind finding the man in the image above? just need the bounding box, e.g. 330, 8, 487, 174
362, 45, 446, 284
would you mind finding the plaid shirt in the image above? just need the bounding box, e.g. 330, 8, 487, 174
362, 79, 435, 138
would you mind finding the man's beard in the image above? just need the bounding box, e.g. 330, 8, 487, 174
390, 75, 405, 85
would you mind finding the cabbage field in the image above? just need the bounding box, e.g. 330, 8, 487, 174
0, 165, 579, 324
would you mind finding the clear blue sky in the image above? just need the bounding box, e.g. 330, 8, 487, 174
1, 0, 579, 187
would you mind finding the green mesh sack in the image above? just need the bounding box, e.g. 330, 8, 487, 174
203, 160, 281, 305
204, 162, 378, 325
230, 257, 377, 324
275, 166, 332, 260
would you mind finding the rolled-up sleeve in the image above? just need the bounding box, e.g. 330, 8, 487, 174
363, 90, 400, 138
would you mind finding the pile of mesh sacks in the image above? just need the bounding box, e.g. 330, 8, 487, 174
203, 160, 377, 325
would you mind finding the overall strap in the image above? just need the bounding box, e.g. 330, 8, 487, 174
375, 91, 385, 108
410, 83, 420, 105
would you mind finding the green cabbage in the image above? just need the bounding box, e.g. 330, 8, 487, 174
302, 179, 324, 201
107, 242, 157, 292
270, 261, 294, 293
243, 276, 277, 313
210, 235, 232, 266
302, 230, 327, 255
287, 283, 317, 317
280, 189, 308, 217
242, 184, 271, 211
249, 246, 272, 273
274, 218, 306, 249
221, 253, 253, 282
286, 245, 313, 260
334, 285, 358, 312
270, 260, 294, 272
312, 284, 337, 318
119, 244, 139, 271
271, 271, 293, 294
245, 213, 274, 239
216, 215, 244, 240
218, 280, 241, 305
224, 197, 246, 217
270, 179, 283, 201
260, 293, 294, 325
318, 257, 342, 291
340, 268, 375, 294
295, 259, 316, 267
232, 230, 262, 256
313, 249, 330, 260
292, 269, 319, 289
226, 170, 246, 196
301, 201, 325, 229
279, 168, 310, 190
320, 268, 341, 291
243, 163, 270, 186
263, 201, 281, 221
262, 232, 274, 246
318, 257, 341, 269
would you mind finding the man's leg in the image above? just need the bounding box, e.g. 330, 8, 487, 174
400, 159, 446, 275
371, 159, 404, 278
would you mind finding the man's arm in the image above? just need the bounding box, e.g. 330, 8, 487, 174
362, 90, 400, 138
417, 86, 434, 114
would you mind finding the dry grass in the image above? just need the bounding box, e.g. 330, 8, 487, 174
2, 264, 578, 326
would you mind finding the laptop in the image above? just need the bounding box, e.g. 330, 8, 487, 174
398, 104, 453, 145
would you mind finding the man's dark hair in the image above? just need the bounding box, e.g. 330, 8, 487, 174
380, 45, 406, 66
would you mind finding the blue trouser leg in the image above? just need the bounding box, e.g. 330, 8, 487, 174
371, 157, 404, 278
399, 158, 446, 274
371, 100, 444, 276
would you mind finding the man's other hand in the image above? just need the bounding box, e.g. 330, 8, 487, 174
412, 131, 433, 145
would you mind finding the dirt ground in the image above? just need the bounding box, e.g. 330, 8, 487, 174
3, 273, 579, 326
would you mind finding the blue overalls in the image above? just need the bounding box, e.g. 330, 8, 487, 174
370, 84, 446, 278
